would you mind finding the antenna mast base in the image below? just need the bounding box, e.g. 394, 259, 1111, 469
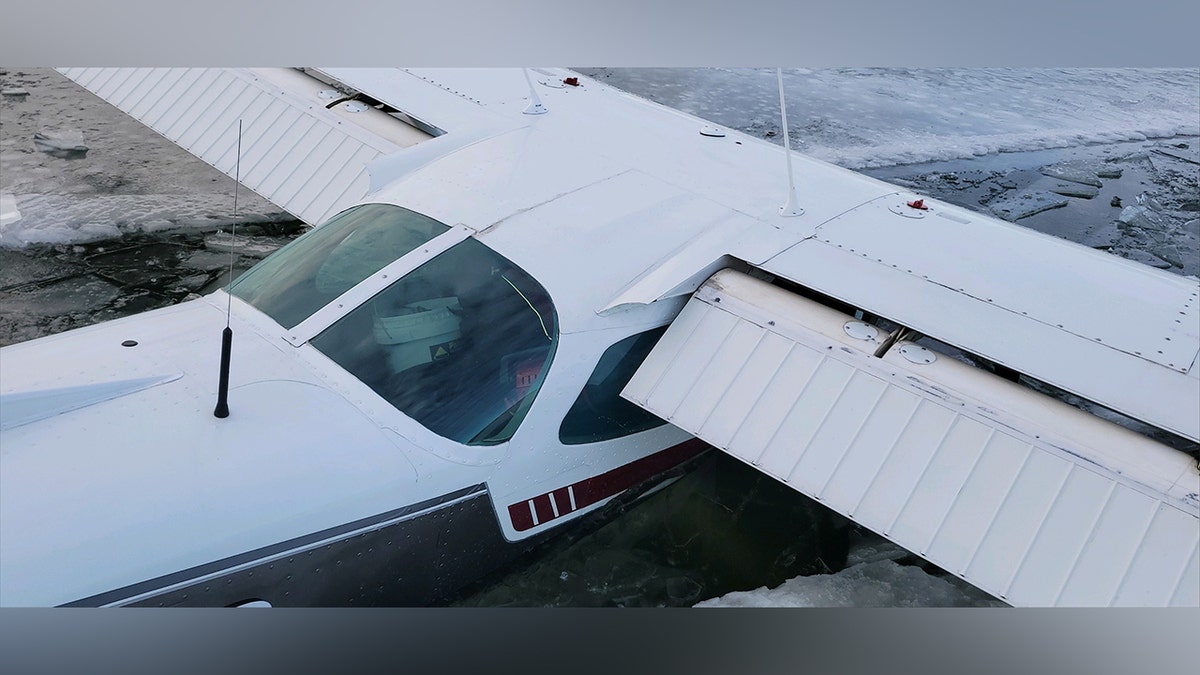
780, 188, 805, 217
522, 68, 548, 115
776, 68, 804, 218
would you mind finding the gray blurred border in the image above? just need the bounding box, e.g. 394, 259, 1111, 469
2, 0, 1199, 66
3, 2, 1198, 674
2, 608, 1198, 674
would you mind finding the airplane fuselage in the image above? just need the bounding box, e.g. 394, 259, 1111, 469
0, 203, 707, 606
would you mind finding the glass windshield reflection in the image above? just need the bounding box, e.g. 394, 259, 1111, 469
230, 204, 450, 328
310, 238, 557, 445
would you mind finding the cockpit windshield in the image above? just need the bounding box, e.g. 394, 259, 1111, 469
310, 238, 558, 446
229, 204, 450, 329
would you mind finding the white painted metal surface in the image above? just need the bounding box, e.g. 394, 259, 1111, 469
762, 194, 1200, 442
56, 68, 432, 226
0, 298, 423, 606
624, 270, 1200, 607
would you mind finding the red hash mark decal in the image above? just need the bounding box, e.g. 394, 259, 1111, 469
507, 438, 708, 531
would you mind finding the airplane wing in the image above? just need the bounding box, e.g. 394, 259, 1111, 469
56, 67, 507, 226
610, 129, 1198, 608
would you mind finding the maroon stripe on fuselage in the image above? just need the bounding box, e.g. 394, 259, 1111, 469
506, 438, 709, 532
551, 487, 572, 513
510, 501, 535, 531
532, 493, 555, 524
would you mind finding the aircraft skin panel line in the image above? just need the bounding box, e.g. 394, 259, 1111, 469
124, 69, 178, 121
795, 370, 891, 499
826, 387, 926, 519
1168, 541, 1200, 606
694, 329, 790, 449
887, 416, 994, 553
1004, 465, 1118, 604
140, 69, 206, 130
156, 70, 226, 142
669, 319, 765, 435
1111, 502, 1200, 606
853, 401, 958, 537
623, 269, 1200, 607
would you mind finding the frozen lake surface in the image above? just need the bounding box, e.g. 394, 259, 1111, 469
579, 67, 1199, 169
1, 67, 1196, 607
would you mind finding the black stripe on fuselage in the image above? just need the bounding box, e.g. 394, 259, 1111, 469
63, 484, 490, 607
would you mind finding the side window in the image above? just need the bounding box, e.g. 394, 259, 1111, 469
559, 327, 669, 445
310, 238, 557, 446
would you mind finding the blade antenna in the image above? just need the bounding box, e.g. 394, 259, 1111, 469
777, 68, 804, 217
214, 119, 241, 419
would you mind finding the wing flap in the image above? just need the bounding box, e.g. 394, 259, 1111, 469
623, 269, 1199, 607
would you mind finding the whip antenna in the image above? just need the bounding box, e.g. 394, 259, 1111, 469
214, 120, 242, 419
776, 68, 804, 217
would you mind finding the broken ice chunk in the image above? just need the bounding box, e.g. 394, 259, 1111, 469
1028, 176, 1099, 199
204, 231, 287, 259
1039, 161, 1104, 187
33, 129, 88, 158
0, 193, 21, 227
987, 191, 1068, 221
1151, 244, 1185, 268
1114, 248, 1172, 269
1150, 143, 1199, 165
1118, 205, 1168, 233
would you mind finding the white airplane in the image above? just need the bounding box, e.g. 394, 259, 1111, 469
1, 68, 1196, 608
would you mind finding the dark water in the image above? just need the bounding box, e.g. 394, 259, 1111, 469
454, 452, 857, 607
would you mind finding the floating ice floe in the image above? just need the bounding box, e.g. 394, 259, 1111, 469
1149, 141, 1199, 165
204, 231, 289, 259
1118, 204, 1169, 233
1028, 176, 1100, 199
1039, 160, 1107, 187
0, 194, 21, 227
33, 129, 88, 158
987, 191, 1069, 221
